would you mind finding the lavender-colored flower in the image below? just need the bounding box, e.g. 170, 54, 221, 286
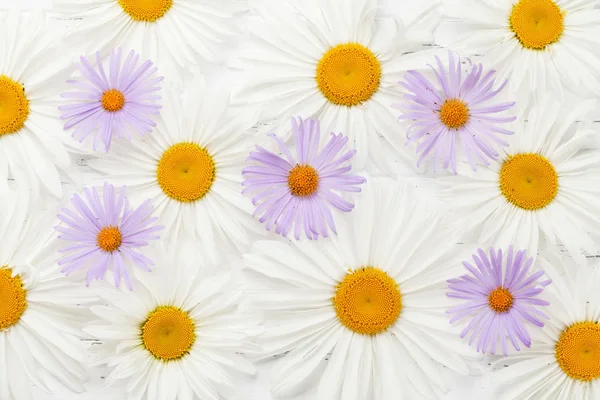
55, 182, 163, 290
60, 48, 163, 152
447, 246, 551, 356
242, 117, 365, 240
394, 51, 516, 174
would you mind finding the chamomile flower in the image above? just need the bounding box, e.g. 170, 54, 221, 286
242, 117, 365, 240
441, 98, 600, 260
493, 255, 600, 399
394, 51, 515, 173
60, 49, 163, 152
55, 182, 162, 290
0, 190, 94, 399
0, 11, 73, 197
54, 0, 247, 75
244, 179, 471, 399
88, 79, 259, 262
85, 247, 255, 400
447, 246, 551, 356
232, 0, 443, 172
440, 0, 600, 110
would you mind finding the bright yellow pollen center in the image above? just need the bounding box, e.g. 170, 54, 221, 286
141, 306, 196, 361
439, 98, 469, 129
488, 287, 514, 313
555, 321, 600, 382
118, 0, 173, 22
101, 89, 125, 112
157, 142, 216, 203
500, 153, 558, 210
287, 164, 319, 197
509, 0, 565, 50
316, 43, 381, 107
96, 226, 122, 252
333, 267, 402, 335
0, 267, 27, 330
0, 75, 29, 136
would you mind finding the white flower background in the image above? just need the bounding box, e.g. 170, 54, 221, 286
4, 0, 599, 399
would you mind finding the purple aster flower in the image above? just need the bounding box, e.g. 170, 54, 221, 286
447, 246, 551, 356
242, 117, 365, 240
55, 182, 163, 290
393, 50, 516, 174
59, 48, 163, 152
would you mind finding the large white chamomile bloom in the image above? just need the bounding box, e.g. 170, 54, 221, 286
232, 0, 442, 173
244, 179, 472, 400
441, 98, 600, 260
493, 254, 600, 399
0, 191, 94, 400
88, 79, 260, 262
85, 246, 256, 400
54, 0, 247, 75
0, 11, 74, 197
439, 0, 600, 111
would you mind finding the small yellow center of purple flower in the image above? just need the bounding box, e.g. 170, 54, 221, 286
500, 153, 558, 210
316, 43, 381, 107
288, 164, 319, 197
0, 267, 27, 330
118, 0, 173, 22
510, 0, 565, 50
141, 305, 196, 361
333, 267, 402, 335
96, 226, 122, 253
555, 321, 600, 382
488, 287, 514, 313
0, 75, 29, 136
439, 98, 469, 129
101, 89, 126, 112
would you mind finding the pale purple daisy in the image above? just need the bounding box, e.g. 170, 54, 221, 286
447, 246, 551, 356
55, 182, 163, 290
393, 50, 516, 174
60, 48, 163, 152
242, 117, 365, 240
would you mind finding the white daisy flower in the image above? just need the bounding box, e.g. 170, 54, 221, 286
53, 0, 247, 75
493, 254, 600, 399
0, 11, 74, 197
0, 191, 94, 399
88, 78, 260, 262
441, 98, 600, 260
439, 0, 600, 110
85, 246, 256, 400
231, 0, 442, 173
244, 178, 472, 399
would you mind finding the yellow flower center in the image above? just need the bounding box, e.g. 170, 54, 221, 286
488, 287, 514, 313
333, 267, 402, 335
96, 226, 123, 252
499, 153, 558, 210
555, 321, 600, 382
316, 43, 381, 107
509, 0, 565, 50
0, 267, 27, 330
287, 164, 319, 197
0, 75, 29, 136
118, 0, 173, 22
141, 305, 196, 361
101, 89, 126, 112
439, 98, 469, 129
157, 142, 216, 203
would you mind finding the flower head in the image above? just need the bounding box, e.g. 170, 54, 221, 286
56, 182, 163, 289
447, 246, 551, 356
242, 117, 365, 240
60, 49, 163, 152
395, 51, 516, 173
